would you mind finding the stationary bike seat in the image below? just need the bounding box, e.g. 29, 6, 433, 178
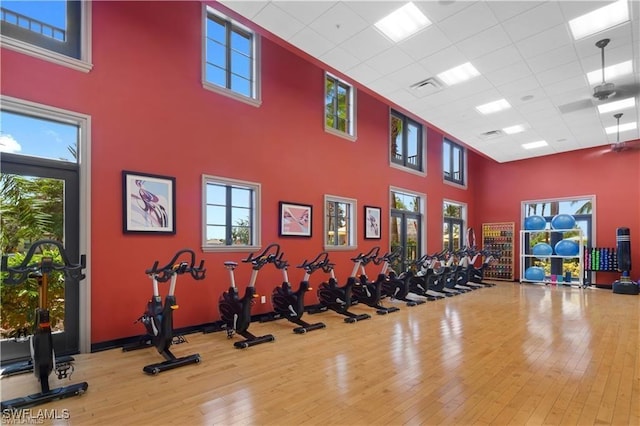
224, 261, 238, 268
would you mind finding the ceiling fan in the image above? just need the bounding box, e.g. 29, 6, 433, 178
558, 38, 640, 114
609, 113, 640, 153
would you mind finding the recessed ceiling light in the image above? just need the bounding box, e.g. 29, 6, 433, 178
569, 0, 629, 40
502, 124, 527, 135
587, 60, 633, 85
522, 141, 548, 150
437, 62, 480, 86
597, 97, 636, 114
475, 99, 511, 115
374, 2, 431, 43
605, 121, 637, 134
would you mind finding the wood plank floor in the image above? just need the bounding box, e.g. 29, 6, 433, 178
1, 282, 638, 425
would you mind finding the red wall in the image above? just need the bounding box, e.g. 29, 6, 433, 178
474, 145, 640, 281
1, 1, 481, 344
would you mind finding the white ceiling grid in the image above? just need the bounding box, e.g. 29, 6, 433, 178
220, 0, 640, 163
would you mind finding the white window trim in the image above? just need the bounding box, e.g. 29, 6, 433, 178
0, 1, 93, 73
443, 138, 468, 189
324, 72, 357, 141
202, 5, 262, 107
389, 186, 427, 254
389, 109, 426, 176
324, 194, 357, 251
202, 174, 262, 252
1, 95, 92, 353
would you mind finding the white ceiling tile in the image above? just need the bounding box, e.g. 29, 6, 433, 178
525, 45, 579, 74
535, 62, 585, 86
484, 61, 533, 86
345, 62, 383, 85
307, 2, 369, 44
272, 1, 337, 25
456, 24, 513, 60
496, 76, 542, 98
474, 45, 524, 74
515, 24, 574, 59
487, 1, 545, 21
438, 2, 499, 44
340, 27, 392, 62
365, 47, 415, 76
342, 1, 404, 25
385, 63, 432, 88
418, 0, 475, 22
218, 1, 268, 19
252, 3, 305, 41
387, 89, 419, 105
287, 26, 335, 58
398, 26, 453, 61
501, 2, 565, 42
319, 46, 361, 72
557, 1, 613, 21
417, 45, 468, 75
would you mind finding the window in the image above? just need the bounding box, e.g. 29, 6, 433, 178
390, 188, 425, 271
443, 201, 466, 251
324, 195, 356, 250
0, 0, 91, 70
390, 110, 423, 172
443, 138, 465, 186
325, 73, 356, 139
203, 175, 261, 250
204, 7, 260, 104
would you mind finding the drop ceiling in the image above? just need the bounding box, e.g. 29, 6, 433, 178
219, 0, 640, 163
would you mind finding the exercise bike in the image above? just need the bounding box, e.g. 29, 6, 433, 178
1, 240, 88, 410
123, 249, 205, 375
379, 247, 429, 305
271, 251, 327, 334
352, 247, 400, 315
316, 254, 371, 323
218, 244, 278, 348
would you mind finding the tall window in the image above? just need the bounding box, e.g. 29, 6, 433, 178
324, 195, 356, 249
203, 175, 260, 250
443, 201, 465, 251
325, 73, 355, 139
390, 189, 424, 271
443, 138, 465, 185
204, 8, 259, 102
390, 110, 423, 172
0, 0, 90, 69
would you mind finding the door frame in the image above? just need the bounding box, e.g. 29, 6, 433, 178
1, 95, 92, 354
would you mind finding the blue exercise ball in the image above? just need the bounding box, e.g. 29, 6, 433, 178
524, 215, 546, 230
551, 214, 576, 230
525, 266, 545, 281
554, 239, 579, 256
532, 242, 553, 257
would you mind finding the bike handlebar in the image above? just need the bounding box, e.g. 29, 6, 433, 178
351, 246, 380, 265
145, 248, 206, 282
242, 243, 281, 270
297, 251, 330, 274
1, 239, 86, 285
373, 246, 403, 265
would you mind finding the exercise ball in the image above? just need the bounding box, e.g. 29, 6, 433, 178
532, 243, 553, 257
551, 214, 576, 230
554, 239, 579, 256
524, 215, 546, 230
525, 266, 545, 281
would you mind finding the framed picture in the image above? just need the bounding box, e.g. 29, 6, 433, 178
279, 201, 312, 237
364, 206, 381, 239
122, 170, 176, 234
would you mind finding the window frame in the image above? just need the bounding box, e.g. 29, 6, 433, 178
324, 194, 357, 251
202, 174, 261, 252
443, 138, 466, 187
0, 0, 92, 72
202, 6, 261, 107
390, 109, 425, 174
443, 200, 467, 251
389, 186, 427, 269
324, 72, 357, 141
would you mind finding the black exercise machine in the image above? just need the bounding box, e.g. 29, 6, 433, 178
352, 247, 400, 315
379, 247, 429, 306
218, 244, 278, 348
123, 249, 205, 375
1, 240, 88, 410
271, 251, 327, 334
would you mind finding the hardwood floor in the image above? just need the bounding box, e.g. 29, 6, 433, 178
1, 282, 638, 425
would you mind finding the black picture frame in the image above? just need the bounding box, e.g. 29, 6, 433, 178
279, 201, 312, 237
364, 205, 381, 239
122, 170, 176, 234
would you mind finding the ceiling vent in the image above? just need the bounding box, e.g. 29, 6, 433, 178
410, 77, 443, 95
479, 130, 503, 140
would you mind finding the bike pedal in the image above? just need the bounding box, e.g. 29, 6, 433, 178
172, 335, 188, 345
55, 362, 74, 380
